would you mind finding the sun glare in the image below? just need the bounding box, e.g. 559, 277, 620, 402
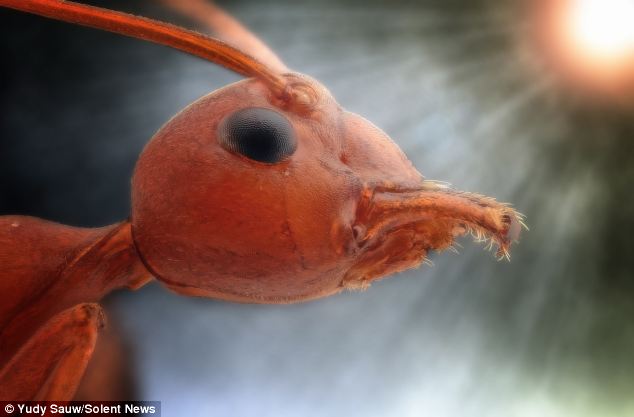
527, 0, 634, 97
567, 0, 634, 60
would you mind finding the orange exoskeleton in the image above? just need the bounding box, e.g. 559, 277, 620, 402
0, 0, 525, 401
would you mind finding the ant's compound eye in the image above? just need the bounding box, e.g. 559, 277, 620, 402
219, 108, 297, 164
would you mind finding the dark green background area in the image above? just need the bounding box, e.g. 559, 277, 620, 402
1, 1, 633, 415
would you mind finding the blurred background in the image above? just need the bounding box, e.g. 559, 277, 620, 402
1, 0, 633, 416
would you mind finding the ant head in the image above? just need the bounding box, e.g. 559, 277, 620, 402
130, 72, 427, 303
6, 0, 522, 303
131, 70, 522, 303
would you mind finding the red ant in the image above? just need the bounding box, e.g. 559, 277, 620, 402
0, 0, 524, 400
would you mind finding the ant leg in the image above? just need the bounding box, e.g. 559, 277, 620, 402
0, 303, 104, 401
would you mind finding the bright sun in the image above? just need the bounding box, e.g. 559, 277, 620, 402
529, 0, 634, 96
566, 0, 634, 60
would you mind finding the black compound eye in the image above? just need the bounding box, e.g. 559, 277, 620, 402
219, 108, 296, 164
